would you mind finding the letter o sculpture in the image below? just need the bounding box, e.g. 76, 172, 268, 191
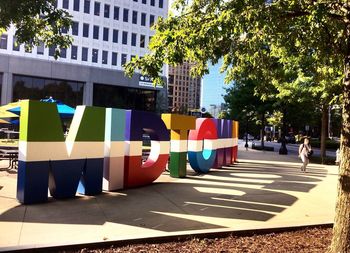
188, 118, 218, 173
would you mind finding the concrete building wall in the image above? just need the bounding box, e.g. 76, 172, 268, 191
0, 0, 168, 111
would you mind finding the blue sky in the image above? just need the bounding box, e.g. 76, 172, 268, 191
201, 60, 232, 110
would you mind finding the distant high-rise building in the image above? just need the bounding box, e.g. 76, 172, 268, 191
167, 62, 201, 113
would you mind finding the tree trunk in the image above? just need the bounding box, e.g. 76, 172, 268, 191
330, 54, 350, 252
320, 104, 328, 164
261, 113, 265, 149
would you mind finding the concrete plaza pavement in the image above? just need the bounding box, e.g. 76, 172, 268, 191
0, 142, 338, 251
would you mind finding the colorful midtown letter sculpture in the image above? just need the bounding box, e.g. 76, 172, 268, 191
17, 100, 239, 204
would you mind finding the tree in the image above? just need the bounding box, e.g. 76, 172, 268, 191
125, 1, 350, 251
224, 79, 276, 148
0, 0, 72, 57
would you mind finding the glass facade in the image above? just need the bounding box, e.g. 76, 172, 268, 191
13, 75, 84, 107
93, 84, 157, 112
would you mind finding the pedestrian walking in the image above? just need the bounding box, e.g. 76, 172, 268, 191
298, 137, 313, 172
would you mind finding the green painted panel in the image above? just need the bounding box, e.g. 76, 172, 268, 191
20, 100, 65, 142
67, 106, 105, 142
169, 152, 187, 178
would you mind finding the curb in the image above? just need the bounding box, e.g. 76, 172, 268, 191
0, 223, 333, 253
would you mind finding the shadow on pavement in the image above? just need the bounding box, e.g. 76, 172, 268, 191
0, 159, 329, 233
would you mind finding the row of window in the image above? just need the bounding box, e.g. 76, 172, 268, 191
0, 32, 149, 55
12, 74, 158, 111
49, 46, 135, 66
61, 0, 164, 17
0, 35, 138, 66
63, 13, 157, 36
64, 22, 151, 47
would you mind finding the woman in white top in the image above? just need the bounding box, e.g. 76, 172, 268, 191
299, 137, 312, 172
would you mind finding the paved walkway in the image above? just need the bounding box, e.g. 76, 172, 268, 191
0, 144, 338, 251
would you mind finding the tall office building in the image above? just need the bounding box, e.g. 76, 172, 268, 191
0, 0, 168, 112
167, 62, 201, 113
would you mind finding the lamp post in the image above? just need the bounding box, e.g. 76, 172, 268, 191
279, 107, 288, 155
244, 110, 253, 150
245, 117, 249, 150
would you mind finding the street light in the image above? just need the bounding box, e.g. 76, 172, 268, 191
279, 107, 288, 155
244, 110, 253, 150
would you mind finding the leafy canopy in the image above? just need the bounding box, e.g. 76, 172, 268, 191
125, 0, 346, 103
0, 0, 72, 57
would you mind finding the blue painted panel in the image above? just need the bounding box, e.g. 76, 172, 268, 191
49, 159, 85, 199
188, 150, 217, 173
17, 158, 104, 204
78, 158, 104, 195
17, 161, 50, 204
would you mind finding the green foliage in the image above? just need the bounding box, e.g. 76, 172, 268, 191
0, 0, 73, 58
125, 0, 345, 104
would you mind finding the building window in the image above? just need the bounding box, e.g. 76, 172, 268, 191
133, 0, 137, 2
159, 0, 163, 8
73, 0, 79, 11
114, 6, 119, 20
104, 4, 110, 18
61, 26, 68, 34
150, 15, 155, 26
92, 49, 98, 63
103, 27, 109, 41
112, 52, 118, 66
49, 45, 56, 56
122, 31, 128, 45
60, 48, 67, 58
93, 25, 99, 39
140, 34, 145, 48
113, 29, 118, 43
102, 50, 108, 64
142, 0, 147, 4
12, 36, 20, 51
71, 45, 78, 60
62, 0, 69, 9
94, 2, 100, 16
141, 13, 146, 26
0, 34, 8, 49
37, 42, 44, 55
121, 54, 127, 65
151, 0, 155, 6
131, 33, 137, 46
83, 23, 89, 37
132, 11, 138, 24
123, 8, 129, 22
72, 21, 79, 36
84, 0, 90, 13
93, 84, 157, 112
82, 47, 88, 61
13, 75, 84, 107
